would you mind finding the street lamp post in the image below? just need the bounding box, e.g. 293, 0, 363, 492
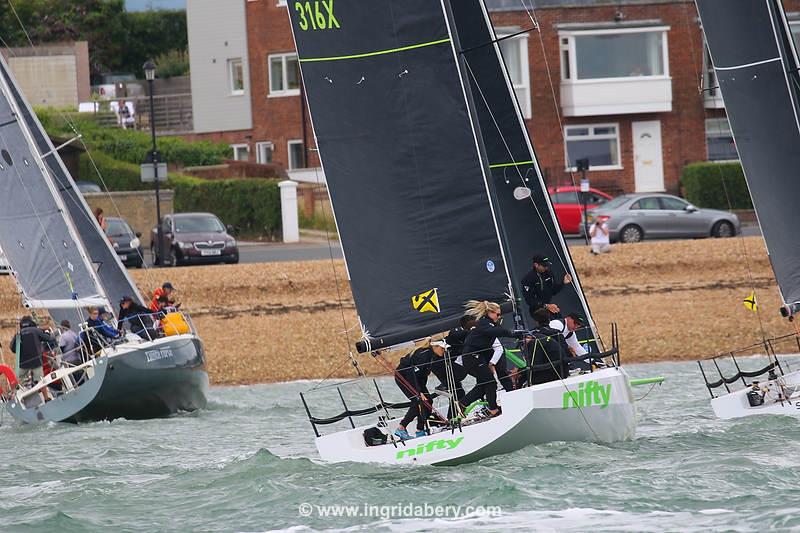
144, 60, 164, 266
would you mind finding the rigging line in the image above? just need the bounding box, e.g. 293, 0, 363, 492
681, 2, 769, 346
462, 56, 603, 346
3, 0, 158, 295
310, 162, 364, 380
0, 129, 87, 325
473, 0, 605, 347
459, 26, 538, 55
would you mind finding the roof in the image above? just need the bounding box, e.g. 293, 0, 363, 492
486, 0, 691, 10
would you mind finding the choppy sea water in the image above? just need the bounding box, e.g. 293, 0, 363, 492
2, 357, 800, 532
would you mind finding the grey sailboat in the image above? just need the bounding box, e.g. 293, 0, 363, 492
696, 0, 800, 419
0, 54, 208, 424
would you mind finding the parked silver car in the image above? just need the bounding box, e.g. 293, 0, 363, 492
586, 193, 741, 243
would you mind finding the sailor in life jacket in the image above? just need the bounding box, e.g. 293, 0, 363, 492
549, 312, 603, 371
521, 254, 572, 317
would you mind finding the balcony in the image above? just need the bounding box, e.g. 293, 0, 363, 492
560, 76, 672, 117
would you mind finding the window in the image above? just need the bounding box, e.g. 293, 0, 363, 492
229, 58, 245, 95
256, 142, 274, 164
269, 53, 300, 96
561, 29, 668, 81
702, 45, 721, 100
791, 22, 800, 50
551, 191, 579, 204
660, 197, 688, 210
288, 140, 305, 169
277, 0, 286, 5
706, 118, 738, 161
498, 31, 531, 118
231, 143, 249, 161
583, 192, 607, 205
564, 123, 621, 170
630, 197, 660, 210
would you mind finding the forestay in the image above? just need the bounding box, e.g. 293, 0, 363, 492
288, 0, 512, 350
697, 0, 800, 313
0, 55, 108, 310
448, 0, 597, 344
0, 58, 145, 314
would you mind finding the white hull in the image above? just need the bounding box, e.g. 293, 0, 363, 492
316, 367, 636, 466
711, 369, 800, 419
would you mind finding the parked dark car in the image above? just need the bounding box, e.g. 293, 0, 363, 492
106, 217, 144, 268
586, 193, 741, 243
151, 212, 239, 267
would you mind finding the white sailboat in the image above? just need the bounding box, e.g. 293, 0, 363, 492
696, 0, 800, 419
288, 0, 646, 465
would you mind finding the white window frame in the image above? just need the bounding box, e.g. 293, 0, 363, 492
563, 123, 622, 171
496, 30, 532, 119
559, 26, 670, 83
256, 141, 274, 164
268, 53, 301, 97
705, 118, 738, 162
231, 143, 250, 162
228, 58, 245, 96
277, 0, 287, 5
287, 139, 304, 170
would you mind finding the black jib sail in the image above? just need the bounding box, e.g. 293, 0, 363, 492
447, 0, 597, 341
697, 0, 800, 315
287, 0, 513, 350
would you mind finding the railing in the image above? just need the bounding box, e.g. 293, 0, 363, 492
301, 324, 621, 439
697, 333, 800, 398
74, 93, 194, 134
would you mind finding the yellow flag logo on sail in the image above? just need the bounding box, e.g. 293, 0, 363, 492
743, 291, 758, 312
412, 288, 440, 314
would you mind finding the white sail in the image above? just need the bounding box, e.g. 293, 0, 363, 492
0, 55, 110, 311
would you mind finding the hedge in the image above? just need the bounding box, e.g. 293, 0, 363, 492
38, 108, 232, 167
78, 152, 281, 238
173, 178, 282, 238
681, 162, 753, 210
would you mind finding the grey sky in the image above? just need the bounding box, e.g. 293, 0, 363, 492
125, 0, 186, 11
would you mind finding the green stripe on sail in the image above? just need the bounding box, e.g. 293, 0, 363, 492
489, 160, 535, 169
299, 38, 451, 63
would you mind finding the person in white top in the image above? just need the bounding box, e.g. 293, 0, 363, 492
589, 216, 611, 254
549, 313, 587, 357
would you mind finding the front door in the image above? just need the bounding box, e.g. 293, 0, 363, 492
632, 120, 665, 192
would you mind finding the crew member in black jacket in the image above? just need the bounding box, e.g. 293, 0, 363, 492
525, 308, 570, 385
393, 339, 449, 439
459, 301, 523, 416
118, 296, 155, 337
10, 316, 55, 397
521, 254, 572, 316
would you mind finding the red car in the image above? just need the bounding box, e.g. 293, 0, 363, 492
548, 186, 612, 235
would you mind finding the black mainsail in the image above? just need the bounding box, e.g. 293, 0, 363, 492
697, 0, 800, 316
289, 0, 597, 350
288, 0, 513, 350
448, 0, 596, 341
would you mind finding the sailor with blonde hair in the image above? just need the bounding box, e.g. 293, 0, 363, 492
459, 300, 523, 417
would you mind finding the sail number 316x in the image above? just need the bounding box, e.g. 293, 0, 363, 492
295, 1, 340, 31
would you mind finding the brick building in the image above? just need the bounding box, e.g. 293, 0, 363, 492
185, 0, 800, 193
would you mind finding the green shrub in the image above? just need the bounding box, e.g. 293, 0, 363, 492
173, 179, 282, 238
681, 162, 753, 210
37, 108, 232, 167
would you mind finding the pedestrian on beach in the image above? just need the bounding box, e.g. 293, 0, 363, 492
590, 216, 612, 254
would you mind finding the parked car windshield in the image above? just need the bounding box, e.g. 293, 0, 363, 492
598, 195, 631, 210
106, 219, 133, 237
551, 191, 579, 204
175, 216, 225, 233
